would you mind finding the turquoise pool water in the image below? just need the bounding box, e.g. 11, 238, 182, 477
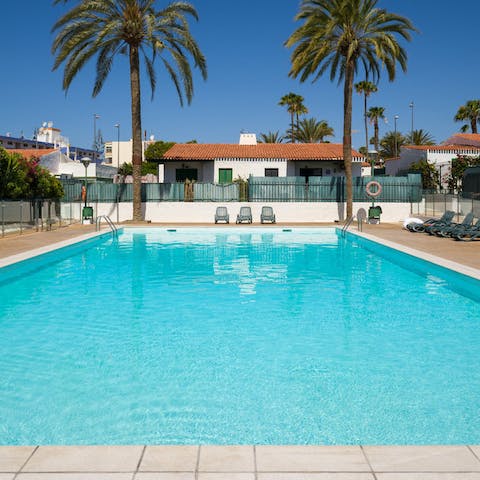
1, 227, 480, 445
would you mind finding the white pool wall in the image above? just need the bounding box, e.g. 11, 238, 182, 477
89, 202, 412, 223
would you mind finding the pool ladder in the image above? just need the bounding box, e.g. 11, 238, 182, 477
341, 216, 354, 237
96, 215, 118, 238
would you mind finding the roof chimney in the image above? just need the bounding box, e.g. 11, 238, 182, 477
239, 132, 257, 145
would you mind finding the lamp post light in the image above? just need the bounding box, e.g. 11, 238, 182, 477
114, 123, 120, 168
368, 149, 378, 177
81, 157, 91, 209
394, 115, 399, 158
409, 101, 414, 135
93, 113, 100, 152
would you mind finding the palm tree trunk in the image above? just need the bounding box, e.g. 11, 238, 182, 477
471, 118, 478, 134
374, 120, 379, 152
343, 62, 354, 220
291, 112, 295, 143
296, 112, 299, 141
364, 93, 369, 157
130, 45, 143, 221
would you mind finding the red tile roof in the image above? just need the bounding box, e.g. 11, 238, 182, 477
403, 144, 480, 151
450, 133, 480, 142
163, 143, 364, 161
7, 148, 58, 159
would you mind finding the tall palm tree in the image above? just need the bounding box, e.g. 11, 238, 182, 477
355, 80, 377, 158
454, 100, 480, 134
288, 117, 334, 143
279, 93, 308, 142
258, 131, 285, 143
366, 106, 385, 152
286, 0, 415, 219
405, 129, 435, 145
52, 0, 207, 221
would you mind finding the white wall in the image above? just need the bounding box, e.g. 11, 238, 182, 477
91, 201, 412, 224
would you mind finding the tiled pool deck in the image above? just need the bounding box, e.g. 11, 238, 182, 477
2, 445, 480, 479
1, 223, 480, 478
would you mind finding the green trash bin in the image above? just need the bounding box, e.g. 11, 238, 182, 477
368, 205, 382, 224
82, 206, 93, 222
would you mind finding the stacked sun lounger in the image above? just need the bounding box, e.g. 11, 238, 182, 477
406, 211, 480, 241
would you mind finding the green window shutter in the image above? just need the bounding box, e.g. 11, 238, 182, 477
219, 168, 233, 184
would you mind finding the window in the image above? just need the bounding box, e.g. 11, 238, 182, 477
176, 168, 198, 182
299, 167, 322, 181
218, 168, 233, 184
265, 168, 278, 177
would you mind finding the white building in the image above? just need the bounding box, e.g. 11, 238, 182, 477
104, 139, 153, 167
385, 133, 480, 188
159, 134, 366, 183
9, 149, 116, 179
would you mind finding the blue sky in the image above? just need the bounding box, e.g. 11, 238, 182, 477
1, 1, 479, 150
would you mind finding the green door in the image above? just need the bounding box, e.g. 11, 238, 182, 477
218, 168, 233, 184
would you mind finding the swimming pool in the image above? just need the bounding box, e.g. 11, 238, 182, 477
1, 227, 480, 445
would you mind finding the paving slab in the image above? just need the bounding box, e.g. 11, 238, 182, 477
139, 446, 198, 472
363, 446, 480, 472
376, 474, 480, 480
135, 474, 194, 480
22, 446, 144, 473
197, 474, 255, 480
258, 474, 375, 480
16, 474, 133, 480
256, 446, 370, 472
198, 446, 254, 472
0, 474, 15, 480
0, 447, 36, 472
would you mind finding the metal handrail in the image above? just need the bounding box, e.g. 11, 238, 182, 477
96, 215, 118, 237
341, 216, 354, 237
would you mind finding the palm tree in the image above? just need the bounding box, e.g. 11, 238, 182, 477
355, 80, 377, 157
52, 0, 207, 221
380, 130, 406, 158
286, 0, 415, 219
288, 117, 334, 143
366, 106, 386, 152
279, 93, 308, 142
454, 100, 480, 134
258, 131, 285, 143
405, 129, 435, 145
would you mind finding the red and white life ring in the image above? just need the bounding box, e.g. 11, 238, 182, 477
81, 185, 87, 202
365, 181, 382, 198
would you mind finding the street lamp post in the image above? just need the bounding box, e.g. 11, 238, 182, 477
409, 101, 414, 135
81, 157, 91, 208
80, 157, 92, 224
394, 115, 399, 158
368, 149, 378, 177
93, 113, 100, 153
114, 124, 120, 167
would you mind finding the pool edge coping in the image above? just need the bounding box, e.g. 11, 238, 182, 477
0, 229, 113, 269
345, 228, 480, 281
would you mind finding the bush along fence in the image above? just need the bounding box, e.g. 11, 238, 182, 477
60, 174, 422, 204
